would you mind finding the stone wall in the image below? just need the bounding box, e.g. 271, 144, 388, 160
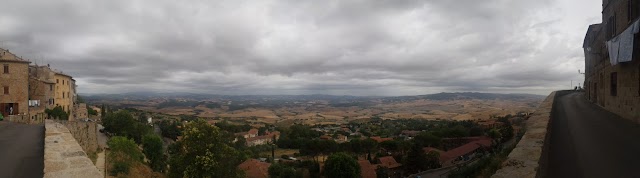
492, 91, 557, 178
44, 120, 101, 178
7, 114, 44, 124
583, 0, 640, 123
74, 103, 88, 121
60, 120, 99, 155
0, 58, 30, 116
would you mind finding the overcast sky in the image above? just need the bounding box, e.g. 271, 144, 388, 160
0, 0, 602, 96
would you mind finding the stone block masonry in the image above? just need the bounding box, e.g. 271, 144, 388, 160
44, 120, 101, 178
62, 120, 99, 154
492, 91, 557, 178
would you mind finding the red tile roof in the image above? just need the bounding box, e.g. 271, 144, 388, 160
358, 160, 378, 178
440, 138, 493, 162
377, 156, 402, 169
248, 128, 259, 135
370, 136, 393, 143
401, 130, 420, 137
423, 147, 444, 154
238, 159, 270, 178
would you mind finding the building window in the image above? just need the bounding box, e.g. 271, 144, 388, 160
62, 92, 65, 98
3, 86, 8, 94
611, 72, 618, 96
56, 79, 59, 83
608, 14, 617, 38
629, 0, 633, 22
3, 65, 8, 74
49, 85, 53, 91
62, 80, 64, 85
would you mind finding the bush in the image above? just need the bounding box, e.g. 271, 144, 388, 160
110, 161, 130, 176
107, 136, 144, 176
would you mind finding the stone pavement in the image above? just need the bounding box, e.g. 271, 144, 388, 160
44, 120, 102, 178
96, 151, 106, 176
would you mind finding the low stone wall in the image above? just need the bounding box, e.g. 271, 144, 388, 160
6, 114, 45, 124
44, 120, 102, 178
492, 91, 557, 178
61, 121, 99, 154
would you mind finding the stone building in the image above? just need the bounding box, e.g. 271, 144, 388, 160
28, 65, 56, 121
584, 0, 640, 123
0, 47, 80, 122
0, 48, 30, 117
54, 72, 76, 120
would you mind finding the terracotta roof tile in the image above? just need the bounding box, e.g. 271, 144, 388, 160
378, 156, 402, 169
238, 159, 270, 178
358, 160, 377, 178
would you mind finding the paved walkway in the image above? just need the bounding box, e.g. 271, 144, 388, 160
96, 151, 105, 176
548, 92, 640, 178
0, 121, 44, 178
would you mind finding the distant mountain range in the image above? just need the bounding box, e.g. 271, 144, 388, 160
83, 92, 545, 103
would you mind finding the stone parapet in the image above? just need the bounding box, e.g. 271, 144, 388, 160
44, 120, 102, 178
492, 91, 557, 178
6, 114, 42, 124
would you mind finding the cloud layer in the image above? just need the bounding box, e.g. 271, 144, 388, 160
0, 0, 601, 95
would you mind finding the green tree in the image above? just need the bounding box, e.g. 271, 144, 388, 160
100, 104, 106, 119
159, 120, 181, 140
103, 110, 152, 143
138, 112, 148, 123
404, 144, 429, 173
46, 106, 69, 120
361, 138, 378, 161
425, 151, 442, 169
414, 132, 441, 147
268, 163, 298, 178
87, 106, 98, 116
168, 119, 244, 178
143, 134, 166, 172
376, 166, 390, 178
107, 136, 144, 176
323, 152, 360, 178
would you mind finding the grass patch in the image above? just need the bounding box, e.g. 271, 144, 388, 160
88, 151, 98, 164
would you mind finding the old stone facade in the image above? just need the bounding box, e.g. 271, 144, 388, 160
74, 103, 88, 121
54, 73, 76, 120
584, 0, 640, 123
29, 65, 56, 122
0, 48, 30, 117
0, 48, 80, 122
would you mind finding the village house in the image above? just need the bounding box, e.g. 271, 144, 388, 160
370, 136, 393, 143
27, 65, 56, 122
246, 131, 280, 146
0, 48, 30, 118
238, 159, 270, 178
438, 137, 493, 166
377, 156, 402, 169
0, 48, 79, 122
235, 128, 259, 139
476, 120, 504, 129
358, 160, 377, 178
583, 0, 640, 123
400, 130, 420, 140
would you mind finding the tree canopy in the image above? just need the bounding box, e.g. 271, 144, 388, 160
168, 119, 244, 178
143, 134, 166, 172
323, 152, 360, 178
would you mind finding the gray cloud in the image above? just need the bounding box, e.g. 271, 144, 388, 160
0, 0, 599, 96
